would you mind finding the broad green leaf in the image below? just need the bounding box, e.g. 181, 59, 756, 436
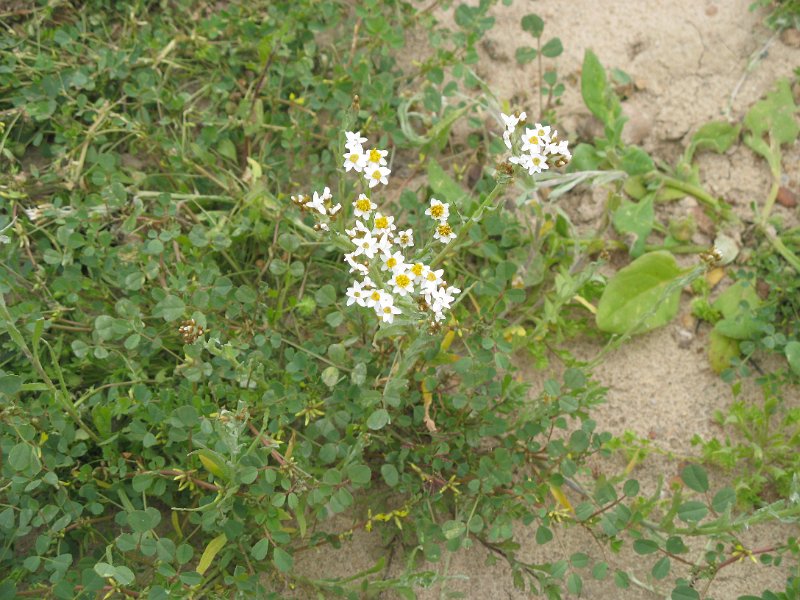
366, 408, 390, 430
677, 501, 707, 522
612, 195, 654, 257
619, 146, 654, 176
381, 464, 399, 487
711, 281, 761, 340
196, 533, 227, 575
708, 329, 739, 374
711, 487, 736, 513
652, 557, 670, 580
680, 464, 709, 493
671, 585, 700, 600
581, 49, 619, 129
251, 538, 270, 561
596, 251, 684, 334
152, 295, 185, 322
515, 46, 537, 65
427, 160, 464, 205
346, 464, 372, 485
686, 121, 741, 162
521, 13, 544, 37
744, 79, 799, 147
632, 539, 659, 555
273, 547, 293, 572
541, 37, 563, 58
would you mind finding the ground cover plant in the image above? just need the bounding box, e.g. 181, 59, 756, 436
1, 1, 799, 599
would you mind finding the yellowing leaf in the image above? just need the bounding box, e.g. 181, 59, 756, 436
549, 483, 574, 514
195, 449, 227, 480
196, 533, 227, 575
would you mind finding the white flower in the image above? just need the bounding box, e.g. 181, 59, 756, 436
351, 231, 379, 259
408, 262, 426, 282
364, 287, 387, 309
376, 294, 402, 324
305, 193, 326, 215
365, 164, 391, 188
346, 219, 370, 239
375, 233, 393, 255
352, 193, 377, 219
343, 147, 367, 173
533, 123, 551, 143
389, 270, 415, 297
546, 139, 571, 160
433, 222, 457, 243
345, 131, 368, 149
520, 127, 544, 153
328, 203, 342, 216
319, 186, 333, 201
365, 147, 388, 167
426, 285, 460, 320
501, 111, 526, 132
344, 252, 369, 275
372, 212, 396, 236
524, 152, 549, 175
380, 250, 406, 274
503, 129, 513, 150
346, 279, 370, 307
425, 198, 449, 222
420, 266, 444, 289
317, 223, 330, 232
394, 228, 414, 248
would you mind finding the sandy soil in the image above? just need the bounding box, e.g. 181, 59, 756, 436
292, 1, 800, 598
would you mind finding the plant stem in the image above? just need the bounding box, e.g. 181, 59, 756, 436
655, 174, 721, 213
429, 179, 507, 268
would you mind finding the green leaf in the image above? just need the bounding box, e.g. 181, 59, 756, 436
619, 146, 654, 176
652, 557, 671, 580
321, 366, 340, 389
596, 251, 684, 334
633, 539, 659, 555
677, 501, 708, 522
251, 538, 270, 561
566, 573, 582, 595
744, 79, 799, 148
515, 46, 537, 65
0, 374, 22, 396
612, 195, 654, 257
9, 443, 40, 474
671, 585, 700, 600
346, 464, 372, 485
366, 408, 390, 430
541, 37, 563, 58
152, 295, 185, 322
272, 547, 293, 572
708, 329, 739, 374
711, 487, 736, 513
427, 160, 464, 205
581, 49, 619, 128
786, 341, 800, 376
680, 464, 709, 493
686, 121, 741, 161
196, 533, 227, 575
521, 13, 544, 37
127, 508, 161, 533
441, 520, 466, 540
381, 463, 399, 487
535, 525, 552, 544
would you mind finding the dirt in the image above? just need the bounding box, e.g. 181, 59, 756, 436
292, 0, 800, 597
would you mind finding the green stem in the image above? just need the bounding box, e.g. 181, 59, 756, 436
429, 180, 507, 268
655, 174, 721, 213
760, 225, 800, 273
759, 179, 780, 229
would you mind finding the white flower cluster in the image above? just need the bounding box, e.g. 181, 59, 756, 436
340, 131, 460, 325
342, 130, 392, 189
290, 187, 341, 232
292, 130, 461, 326
501, 111, 571, 175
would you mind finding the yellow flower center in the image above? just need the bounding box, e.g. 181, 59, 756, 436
437, 224, 452, 236
383, 306, 391, 314
411, 263, 424, 276
426, 271, 437, 281
349, 153, 360, 163
537, 128, 546, 136
387, 257, 397, 268
368, 148, 382, 163
532, 157, 541, 166
355, 198, 372, 212
361, 240, 371, 249
395, 274, 411, 288
528, 135, 539, 145
370, 291, 381, 301
371, 170, 382, 180
375, 216, 388, 229
430, 205, 444, 218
